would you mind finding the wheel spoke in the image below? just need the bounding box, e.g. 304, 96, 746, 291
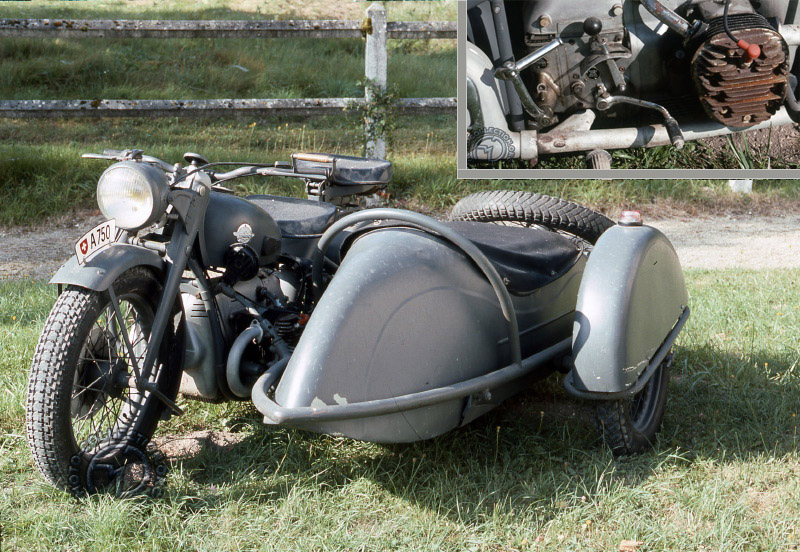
69, 296, 156, 449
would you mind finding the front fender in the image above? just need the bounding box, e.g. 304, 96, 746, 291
50, 244, 164, 292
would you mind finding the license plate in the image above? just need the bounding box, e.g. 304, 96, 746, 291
75, 219, 117, 265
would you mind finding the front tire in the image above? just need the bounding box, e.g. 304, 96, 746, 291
26, 267, 181, 491
594, 354, 672, 455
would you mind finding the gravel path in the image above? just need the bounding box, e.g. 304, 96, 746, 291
0, 211, 798, 281
649, 215, 800, 269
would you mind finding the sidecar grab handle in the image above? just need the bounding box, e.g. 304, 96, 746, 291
311, 208, 522, 368
252, 338, 570, 425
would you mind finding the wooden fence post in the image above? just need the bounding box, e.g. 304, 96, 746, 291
364, 2, 387, 159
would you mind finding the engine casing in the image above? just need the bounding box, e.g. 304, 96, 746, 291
513, 0, 793, 126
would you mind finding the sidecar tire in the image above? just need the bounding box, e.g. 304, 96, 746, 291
449, 190, 614, 244
26, 267, 181, 491
594, 356, 671, 455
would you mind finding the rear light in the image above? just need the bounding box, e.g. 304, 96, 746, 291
618, 211, 643, 226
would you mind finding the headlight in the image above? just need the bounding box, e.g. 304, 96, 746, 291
96, 161, 169, 231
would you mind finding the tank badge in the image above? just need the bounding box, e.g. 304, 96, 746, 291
233, 223, 255, 244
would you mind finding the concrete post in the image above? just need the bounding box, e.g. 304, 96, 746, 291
728, 179, 753, 193
365, 2, 387, 159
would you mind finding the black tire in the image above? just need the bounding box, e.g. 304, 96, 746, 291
449, 190, 614, 245
26, 267, 181, 491
594, 355, 672, 455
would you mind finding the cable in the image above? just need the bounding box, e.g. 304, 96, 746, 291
723, 0, 761, 61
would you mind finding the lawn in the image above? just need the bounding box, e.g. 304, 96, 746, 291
1, 269, 799, 551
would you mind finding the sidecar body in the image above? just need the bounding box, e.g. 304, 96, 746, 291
251, 210, 689, 443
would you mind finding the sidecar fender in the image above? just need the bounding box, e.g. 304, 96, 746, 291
565, 224, 689, 397
50, 244, 164, 292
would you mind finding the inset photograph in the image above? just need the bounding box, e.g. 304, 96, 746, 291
463, 0, 800, 171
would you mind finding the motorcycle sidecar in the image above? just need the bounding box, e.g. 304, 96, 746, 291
250, 209, 689, 446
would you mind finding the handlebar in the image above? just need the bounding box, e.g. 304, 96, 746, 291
82, 149, 175, 172
82, 149, 330, 185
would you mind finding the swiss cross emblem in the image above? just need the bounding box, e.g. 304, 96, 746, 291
79, 239, 89, 255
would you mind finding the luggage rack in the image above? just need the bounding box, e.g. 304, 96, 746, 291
263, 153, 391, 204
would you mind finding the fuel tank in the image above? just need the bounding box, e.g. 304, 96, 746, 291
272, 226, 585, 442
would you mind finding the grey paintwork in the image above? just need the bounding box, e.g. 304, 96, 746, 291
179, 283, 221, 401
272, 227, 584, 442
200, 191, 282, 269
50, 243, 164, 291
568, 224, 688, 395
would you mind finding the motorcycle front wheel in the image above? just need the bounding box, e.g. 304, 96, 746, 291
26, 266, 181, 491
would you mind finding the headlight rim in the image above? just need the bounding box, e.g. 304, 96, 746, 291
96, 161, 169, 232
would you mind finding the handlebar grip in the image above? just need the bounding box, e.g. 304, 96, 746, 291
664, 117, 685, 150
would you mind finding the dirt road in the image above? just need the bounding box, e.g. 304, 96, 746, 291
0, 211, 798, 280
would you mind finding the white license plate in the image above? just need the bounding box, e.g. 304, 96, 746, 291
75, 219, 118, 265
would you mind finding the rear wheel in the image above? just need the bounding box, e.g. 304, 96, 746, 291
26, 267, 181, 491
594, 354, 672, 455
449, 190, 614, 245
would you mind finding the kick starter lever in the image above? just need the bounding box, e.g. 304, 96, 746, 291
493, 37, 564, 126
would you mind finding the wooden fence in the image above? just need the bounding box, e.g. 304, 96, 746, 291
0, 3, 457, 157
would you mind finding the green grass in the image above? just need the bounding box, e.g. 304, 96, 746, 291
1, 270, 799, 550
3, 117, 800, 227
0, 116, 456, 226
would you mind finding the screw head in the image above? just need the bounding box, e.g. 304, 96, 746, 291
539, 14, 552, 27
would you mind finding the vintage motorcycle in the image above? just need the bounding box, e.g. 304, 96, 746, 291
26, 149, 690, 493
467, 0, 800, 166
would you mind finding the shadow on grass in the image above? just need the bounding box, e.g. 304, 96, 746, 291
160, 343, 800, 524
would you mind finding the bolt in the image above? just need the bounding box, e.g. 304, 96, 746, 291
612, 3, 623, 16
572, 82, 585, 94
539, 14, 551, 27
554, 139, 566, 148
536, 83, 547, 92
493, 5, 500, 13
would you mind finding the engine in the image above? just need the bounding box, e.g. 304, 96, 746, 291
505, 0, 792, 129
690, 5, 789, 127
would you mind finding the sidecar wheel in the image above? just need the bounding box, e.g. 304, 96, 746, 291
594, 355, 671, 455
26, 267, 181, 491
449, 190, 614, 244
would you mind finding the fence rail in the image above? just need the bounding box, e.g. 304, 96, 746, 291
0, 18, 456, 39
0, 98, 457, 118
0, 4, 456, 157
